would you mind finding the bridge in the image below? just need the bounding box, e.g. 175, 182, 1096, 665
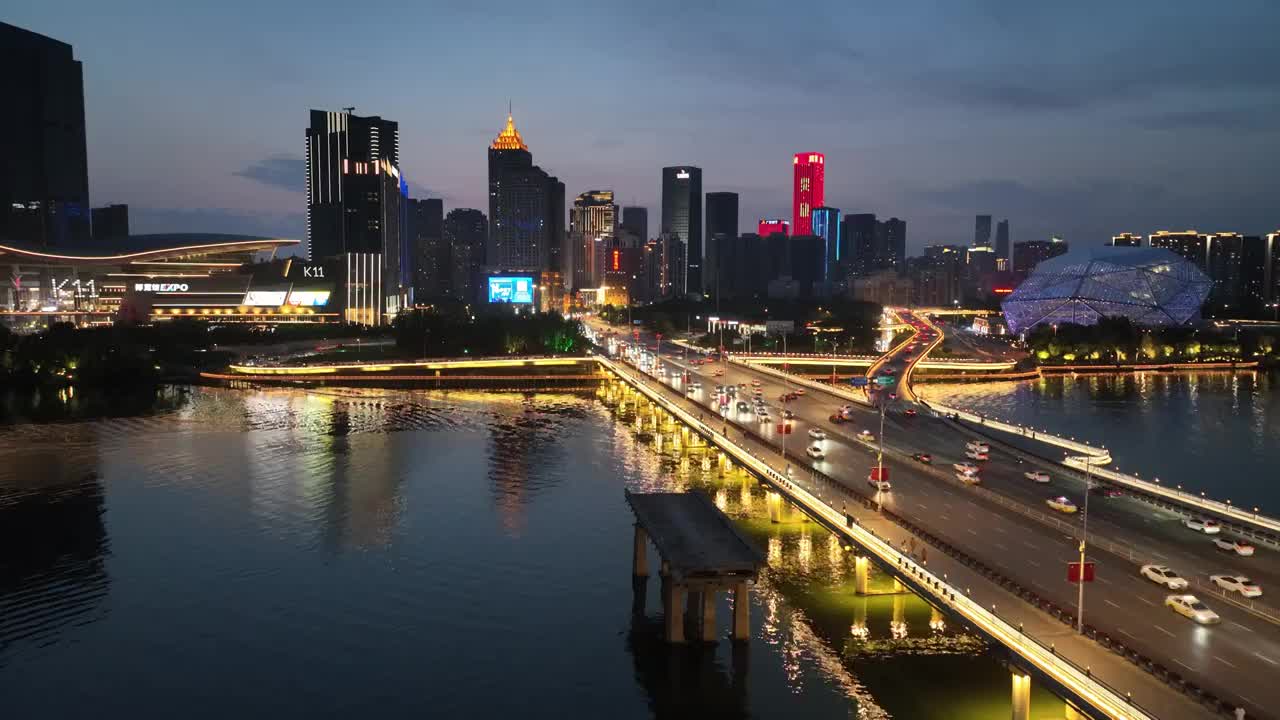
590, 316, 1280, 719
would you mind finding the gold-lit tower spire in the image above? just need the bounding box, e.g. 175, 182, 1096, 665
490, 102, 528, 151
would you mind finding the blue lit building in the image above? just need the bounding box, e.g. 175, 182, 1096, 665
811, 206, 841, 286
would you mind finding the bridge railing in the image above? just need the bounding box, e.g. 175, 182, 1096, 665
598, 354, 1156, 720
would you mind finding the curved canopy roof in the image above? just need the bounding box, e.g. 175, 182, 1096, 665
0, 235, 299, 264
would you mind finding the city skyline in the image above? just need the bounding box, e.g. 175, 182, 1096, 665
5, 4, 1279, 253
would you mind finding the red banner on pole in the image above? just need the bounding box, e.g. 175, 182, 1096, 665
1067, 561, 1095, 583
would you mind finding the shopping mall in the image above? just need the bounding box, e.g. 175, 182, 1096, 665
0, 234, 353, 331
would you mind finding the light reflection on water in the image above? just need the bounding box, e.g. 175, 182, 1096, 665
921, 369, 1280, 508
0, 385, 1063, 719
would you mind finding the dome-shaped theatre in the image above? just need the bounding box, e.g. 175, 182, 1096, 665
1001, 247, 1211, 334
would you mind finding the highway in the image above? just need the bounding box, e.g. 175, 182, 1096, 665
591, 317, 1280, 718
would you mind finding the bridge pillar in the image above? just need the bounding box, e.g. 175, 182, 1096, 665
892, 593, 905, 628
768, 492, 781, 524
854, 556, 869, 595
633, 525, 649, 578
733, 583, 750, 641
664, 580, 685, 644
1010, 671, 1031, 720
1063, 703, 1085, 720
892, 577, 905, 594
700, 589, 718, 642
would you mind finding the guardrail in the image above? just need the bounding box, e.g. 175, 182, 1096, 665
922, 400, 1112, 465
727, 357, 873, 407
598, 353, 1157, 720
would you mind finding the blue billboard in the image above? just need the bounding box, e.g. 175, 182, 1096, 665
487, 275, 535, 304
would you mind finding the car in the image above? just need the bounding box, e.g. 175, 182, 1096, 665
953, 462, 979, 474
808, 428, 827, 440
958, 472, 981, 485
794, 389, 806, 396
1024, 470, 1050, 483
857, 429, 875, 442
1209, 575, 1262, 598
689, 381, 701, 390
1165, 594, 1220, 625
889, 393, 898, 400
903, 409, 917, 418
806, 445, 825, 460
1046, 496, 1078, 514
757, 413, 771, 423
867, 474, 891, 491
1088, 485, 1123, 498
1140, 564, 1189, 590
966, 441, 990, 453
965, 449, 989, 461
782, 410, 795, 419
911, 453, 932, 464
829, 414, 846, 424
1212, 537, 1256, 556
1184, 518, 1222, 534
750, 380, 761, 387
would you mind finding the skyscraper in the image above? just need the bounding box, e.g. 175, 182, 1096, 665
661, 167, 702, 296
1110, 233, 1143, 247
487, 112, 559, 274
569, 190, 616, 289
444, 208, 487, 303
1240, 235, 1268, 318
1149, 231, 1207, 271
843, 213, 877, 277
878, 218, 907, 273
974, 215, 992, 247
995, 219, 1010, 260
305, 109, 408, 322
705, 192, 739, 297
408, 198, 444, 301
792, 153, 825, 236
1012, 238, 1069, 273
621, 207, 648, 244
1, 22, 91, 248
1205, 232, 1244, 315
811, 206, 841, 285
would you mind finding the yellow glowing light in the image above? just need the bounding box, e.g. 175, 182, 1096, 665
490, 113, 529, 151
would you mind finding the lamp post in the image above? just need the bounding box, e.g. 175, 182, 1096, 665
1077, 457, 1092, 634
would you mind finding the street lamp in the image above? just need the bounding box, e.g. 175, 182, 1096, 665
1077, 456, 1092, 634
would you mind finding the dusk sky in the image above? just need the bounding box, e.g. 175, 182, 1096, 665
9, 1, 1280, 253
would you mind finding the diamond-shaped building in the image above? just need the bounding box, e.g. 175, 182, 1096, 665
1001, 247, 1211, 333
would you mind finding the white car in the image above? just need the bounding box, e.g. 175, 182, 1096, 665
1024, 470, 1050, 483
857, 430, 874, 442
966, 441, 990, 453
867, 475, 891, 491
965, 449, 989, 461
1046, 496, 1078, 514
1209, 575, 1262, 598
1165, 594, 1220, 625
1212, 537, 1255, 556
1141, 564, 1189, 590
808, 428, 827, 441
953, 462, 980, 475
806, 445, 825, 460
957, 472, 981, 485
1184, 518, 1222, 534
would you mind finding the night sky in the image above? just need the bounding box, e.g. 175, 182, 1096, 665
9, 1, 1280, 253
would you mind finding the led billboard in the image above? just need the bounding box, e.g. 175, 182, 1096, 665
286, 290, 331, 306
242, 290, 288, 306
487, 276, 534, 304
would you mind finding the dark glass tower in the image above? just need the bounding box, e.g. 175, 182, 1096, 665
995, 219, 1010, 261
408, 198, 445, 301
705, 192, 738, 297
0, 22, 91, 248
843, 213, 877, 276
444, 208, 488, 303
661, 167, 702, 296
621, 207, 648, 243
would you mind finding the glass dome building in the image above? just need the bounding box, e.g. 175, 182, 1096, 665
1001, 247, 1211, 334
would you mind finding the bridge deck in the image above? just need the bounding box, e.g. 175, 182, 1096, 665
625, 490, 764, 582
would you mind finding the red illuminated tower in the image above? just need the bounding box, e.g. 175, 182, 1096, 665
792, 152, 825, 236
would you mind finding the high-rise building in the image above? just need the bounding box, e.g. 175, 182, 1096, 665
1, 22, 91, 248
1240, 235, 1269, 318
408, 198, 445, 301
843, 213, 877, 277
621, 206, 648, 244
1110, 233, 1143, 247
1148, 231, 1206, 270
811, 206, 841, 286
661, 167, 702, 296
305, 109, 408, 322
487, 112, 559, 275
444, 209, 487, 303
912, 247, 964, 306
995, 219, 1010, 260
1265, 232, 1280, 319
974, 215, 992, 247
1205, 232, 1244, 316
878, 217, 907, 273
705, 192, 739, 298
792, 152, 825, 236
1012, 238, 1069, 273
569, 190, 616, 289
758, 219, 789, 237
91, 204, 129, 244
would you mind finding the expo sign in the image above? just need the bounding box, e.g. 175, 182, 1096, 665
134, 282, 189, 293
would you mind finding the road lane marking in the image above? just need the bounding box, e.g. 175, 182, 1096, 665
1096, 576, 1113, 585
994, 542, 1008, 551
1154, 625, 1175, 638
1104, 599, 1122, 609
1174, 658, 1194, 671
1119, 629, 1138, 638
966, 528, 978, 535
917, 503, 928, 510
1254, 653, 1278, 665
1214, 655, 1237, 669
1027, 560, 1041, 567
1022, 541, 1040, 550
1230, 621, 1250, 631
1138, 597, 1155, 606
993, 526, 1007, 534
939, 514, 951, 521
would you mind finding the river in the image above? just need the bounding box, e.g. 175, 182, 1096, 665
920, 369, 1280, 511
0, 384, 1064, 718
